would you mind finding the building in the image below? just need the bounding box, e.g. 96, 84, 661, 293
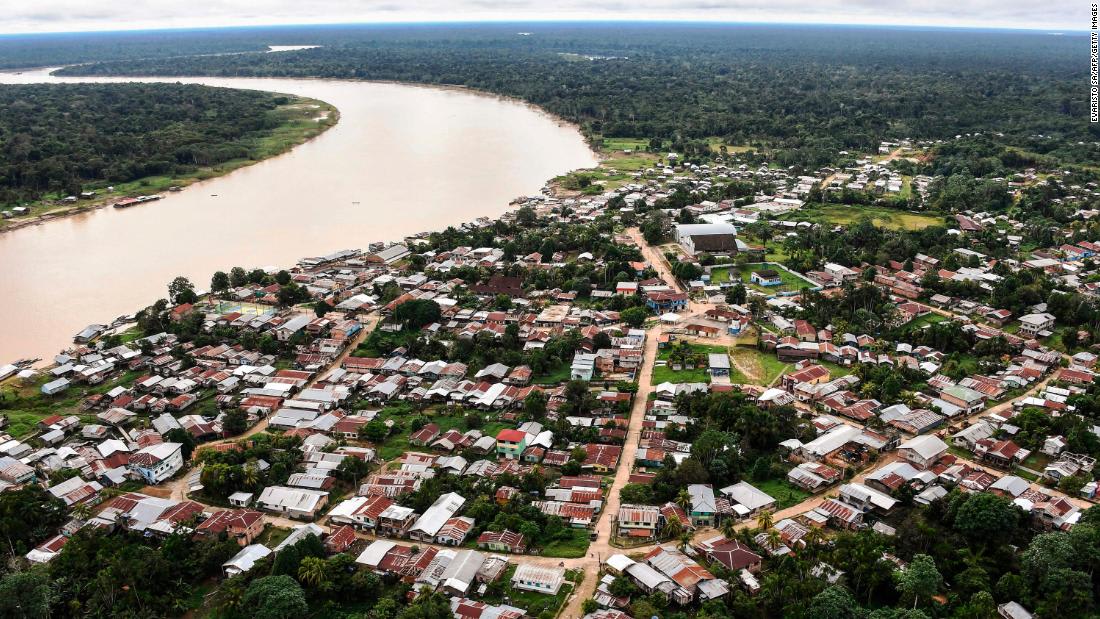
687, 484, 717, 526
477, 530, 527, 554
750, 269, 782, 287
618, 504, 661, 539
675, 223, 739, 256
195, 509, 265, 546
409, 492, 466, 542
256, 486, 329, 519
126, 442, 183, 484
720, 481, 776, 517
1018, 313, 1055, 337
223, 544, 272, 576
496, 429, 528, 460
511, 564, 566, 595
898, 435, 948, 470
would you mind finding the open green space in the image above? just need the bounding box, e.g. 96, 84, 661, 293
0, 369, 143, 438
751, 477, 813, 510
539, 528, 591, 558
710, 262, 816, 295
368, 405, 507, 461
796, 203, 943, 231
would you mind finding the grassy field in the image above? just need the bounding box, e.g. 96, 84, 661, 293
729, 346, 790, 386
752, 477, 813, 510
710, 262, 816, 295
901, 313, 949, 330
532, 363, 572, 385
540, 528, 591, 558
651, 343, 730, 385
0, 96, 338, 229
0, 369, 143, 438
797, 203, 942, 231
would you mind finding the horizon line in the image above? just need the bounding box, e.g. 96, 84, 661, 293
0, 18, 1085, 39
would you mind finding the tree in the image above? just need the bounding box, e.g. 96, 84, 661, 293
230, 266, 248, 287
726, 283, 747, 305
337, 456, 371, 487
211, 270, 230, 293
806, 586, 859, 619
524, 391, 548, 421
168, 276, 197, 304
394, 299, 442, 330
953, 491, 1020, 544
297, 556, 330, 590
621, 306, 649, 328
895, 554, 942, 609
223, 409, 248, 436
0, 569, 51, 619
242, 575, 308, 619
360, 419, 389, 442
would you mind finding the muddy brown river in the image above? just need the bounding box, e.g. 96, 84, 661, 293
0, 68, 597, 362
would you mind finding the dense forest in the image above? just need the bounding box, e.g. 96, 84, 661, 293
37, 24, 1094, 166
0, 83, 302, 206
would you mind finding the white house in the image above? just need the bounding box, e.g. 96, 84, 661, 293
126, 442, 183, 484
511, 564, 566, 595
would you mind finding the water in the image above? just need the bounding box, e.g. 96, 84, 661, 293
0, 68, 598, 362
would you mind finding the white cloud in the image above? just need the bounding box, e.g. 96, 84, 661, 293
0, 0, 1083, 34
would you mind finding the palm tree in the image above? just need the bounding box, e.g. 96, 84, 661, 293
680, 531, 693, 551
765, 529, 783, 553
297, 556, 329, 589
675, 489, 692, 512
719, 517, 736, 539
756, 509, 774, 533
71, 502, 92, 522
242, 462, 259, 488
663, 516, 684, 541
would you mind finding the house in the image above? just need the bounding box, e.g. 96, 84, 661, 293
256, 486, 329, 519
940, 385, 986, 414
898, 435, 948, 469
223, 544, 272, 576
477, 530, 527, 553
127, 442, 183, 484
195, 509, 265, 546
436, 516, 475, 546
695, 535, 763, 573
618, 504, 661, 539
720, 481, 776, 517
409, 492, 466, 542
1018, 313, 1055, 337
675, 223, 739, 256
511, 564, 566, 595
708, 354, 731, 378
570, 352, 597, 381
410, 423, 441, 446
750, 269, 782, 287
646, 292, 689, 313
687, 484, 717, 526
496, 429, 528, 460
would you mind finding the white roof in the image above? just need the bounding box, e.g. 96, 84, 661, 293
410, 492, 465, 537
720, 481, 776, 510
607, 554, 636, 572
356, 540, 397, 568
223, 544, 271, 574
899, 435, 948, 459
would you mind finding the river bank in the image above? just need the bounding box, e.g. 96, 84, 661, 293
0, 94, 339, 233
0, 71, 599, 362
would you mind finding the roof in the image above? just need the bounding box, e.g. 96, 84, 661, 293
411, 492, 465, 537
719, 481, 776, 510
899, 435, 948, 459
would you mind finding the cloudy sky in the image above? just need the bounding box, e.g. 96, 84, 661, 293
0, 0, 1083, 35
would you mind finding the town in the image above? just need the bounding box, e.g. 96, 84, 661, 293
3, 133, 1100, 619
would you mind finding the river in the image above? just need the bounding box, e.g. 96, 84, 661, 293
0, 68, 598, 363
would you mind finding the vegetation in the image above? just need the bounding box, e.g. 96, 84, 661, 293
0, 83, 335, 217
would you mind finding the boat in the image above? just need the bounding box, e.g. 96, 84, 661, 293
113, 194, 163, 208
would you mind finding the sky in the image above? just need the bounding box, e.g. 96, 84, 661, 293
0, 0, 1083, 35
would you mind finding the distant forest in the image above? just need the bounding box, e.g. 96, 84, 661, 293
37, 23, 1097, 166
0, 83, 293, 206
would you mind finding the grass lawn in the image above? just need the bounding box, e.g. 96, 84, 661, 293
752, 477, 812, 510
651, 343, 729, 385
709, 262, 816, 295
901, 313, 948, 330
540, 528, 591, 559
532, 363, 572, 385
729, 346, 789, 386
256, 526, 292, 548
798, 203, 942, 231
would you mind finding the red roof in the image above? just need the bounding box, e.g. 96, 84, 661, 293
496, 429, 526, 443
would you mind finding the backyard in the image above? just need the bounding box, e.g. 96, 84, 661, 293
797, 203, 943, 231
709, 262, 816, 295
